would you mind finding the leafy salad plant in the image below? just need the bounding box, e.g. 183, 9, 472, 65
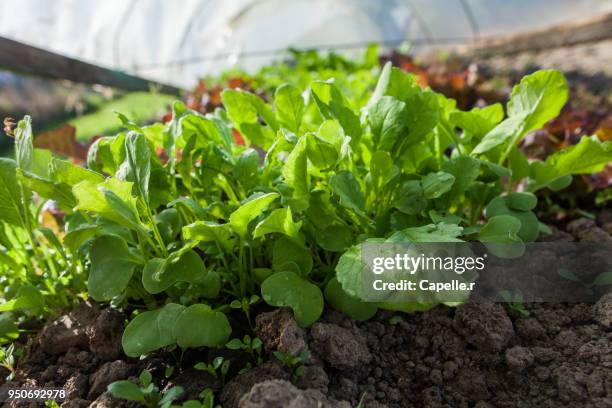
0, 61, 610, 361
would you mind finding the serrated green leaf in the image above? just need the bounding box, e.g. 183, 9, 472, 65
253, 207, 303, 242
73, 178, 145, 233
275, 84, 304, 133
229, 193, 279, 238
183, 221, 236, 252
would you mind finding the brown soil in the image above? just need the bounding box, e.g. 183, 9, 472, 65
2, 211, 611, 408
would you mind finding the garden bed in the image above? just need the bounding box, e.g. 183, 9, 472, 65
0, 47, 610, 408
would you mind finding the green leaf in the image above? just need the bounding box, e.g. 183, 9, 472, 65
159, 386, 184, 407
317, 119, 345, 149
122, 303, 185, 357
30, 149, 53, 178
528, 137, 612, 191
0, 285, 44, 314
51, 158, 104, 185
442, 156, 480, 199
183, 221, 236, 252
369, 151, 397, 193
253, 207, 303, 242
478, 215, 522, 242
272, 237, 313, 275
232, 149, 260, 190
507, 192, 537, 211
449, 104, 504, 139
87, 134, 126, 175
88, 235, 143, 301
282, 136, 309, 211
394, 180, 426, 215
592, 272, 612, 286
221, 89, 277, 148
315, 225, 353, 252
261, 271, 324, 327
142, 250, 205, 294
0, 313, 19, 342
324, 277, 377, 321
306, 133, 338, 170
400, 91, 440, 148
73, 178, 145, 233
196, 270, 222, 299
107, 381, 145, 402
473, 70, 568, 155
367, 62, 419, 107
421, 171, 455, 199
173, 304, 231, 348
14, 116, 33, 170
123, 132, 151, 203
335, 244, 365, 298
472, 114, 527, 155
17, 170, 76, 211
156, 208, 181, 243
0, 159, 26, 227
485, 196, 539, 242
275, 84, 304, 133
229, 193, 279, 238
477, 215, 524, 257
311, 81, 362, 145
367, 96, 406, 151
507, 70, 568, 132
63, 224, 102, 253
330, 171, 365, 213
139, 370, 152, 387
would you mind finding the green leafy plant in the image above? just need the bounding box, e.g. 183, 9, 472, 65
499, 290, 530, 317
108, 370, 183, 408
194, 356, 230, 383
226, 335, 263, 366
0, 343, 21, 380
1, 59, 610, 360
172, 388, 220, 408
273, 350, 310, 380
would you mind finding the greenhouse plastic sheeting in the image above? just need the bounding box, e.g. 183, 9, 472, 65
1, 0, 611, 87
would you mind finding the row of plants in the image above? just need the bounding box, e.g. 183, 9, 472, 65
1, 59, 610, 361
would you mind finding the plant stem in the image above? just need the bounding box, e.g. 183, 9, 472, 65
145, 205, 168, 257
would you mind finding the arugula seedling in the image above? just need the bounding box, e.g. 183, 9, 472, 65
194, 356, 230, 383
499, 290, 530, 317
226, 335, 263, 365
108, 369, 183, 408
174, 388, 220, 408
272, 350, 310, 380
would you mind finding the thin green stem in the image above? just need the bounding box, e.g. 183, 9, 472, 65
145, 205, 168, 257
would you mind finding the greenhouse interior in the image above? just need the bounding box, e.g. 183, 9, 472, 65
0, 0, 611, 407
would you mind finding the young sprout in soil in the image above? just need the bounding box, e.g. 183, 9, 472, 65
194, 356, 230, 384
0, 344, 21, 381
273, 350, 310, 381
499, 290, 530, 317
107, 369, 183, 408
176, 388, 221, 408
226, 335, 263, 366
